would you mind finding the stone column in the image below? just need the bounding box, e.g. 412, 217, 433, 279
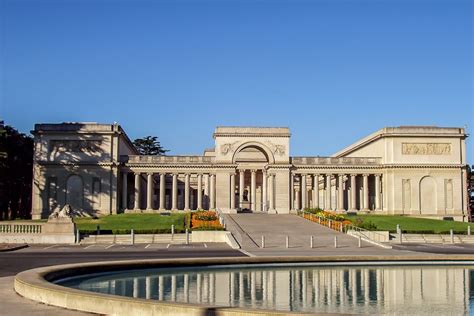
250, 170, 256, 211
204, 174, 210, 209
147, 173, 154, 210
122, 172, 128, 210
313, 174, 319, 209
197, 174, 203, 210
375, 174, 381, 210
230, 173, 236, 209
295, 188, 300, 210
290, 173, 295, 210
239, 170, 245, 208
301, 174, 307, 209
134, 172, 141, 210
172, 173, 178, 210
338, 174, 344, 211
262, 171, 267, 212
210, 174, 215, 209
325, 174, 331, 210
159, 173, 166, 210
363, 174, 369, 211
269, 174, 275, 211
350, 174, 357, 211
184, 173, 190, 211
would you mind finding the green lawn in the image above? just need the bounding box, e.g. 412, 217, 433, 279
347, 214, 473, 234
74, 213, 188, 234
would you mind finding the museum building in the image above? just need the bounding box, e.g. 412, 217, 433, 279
31, 123, 469, 221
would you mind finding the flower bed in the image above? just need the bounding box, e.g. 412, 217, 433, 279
302, 209, 352, 230
191, 211, 224, 230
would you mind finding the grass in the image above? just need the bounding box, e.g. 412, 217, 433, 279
74, 213, 188, 234
347, 214, 473, 234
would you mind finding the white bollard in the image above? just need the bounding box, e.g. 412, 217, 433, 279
396, 224, 400, 234
186, 228, 189, 245
450, 229, 454, 244
334, 236, 338, 248
468, 226, 471, 236
340, 224, 343, 233
318, 217, 321, 224
286, 236, 289, 248
399, 232, 403, 244
171, 224, 175, 240
358, 235, 362, 248
131, 229, 135, 245
76, 229, 80, 244
310, 235, 314, 248
261, 236, 265, 248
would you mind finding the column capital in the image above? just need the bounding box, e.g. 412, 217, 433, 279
250, 169, 257, 173
147, 172, 154, 176
374, 173, 382, 178
134, 172, 141, 176
350, 173, 359, 177
363, 173, 370, 177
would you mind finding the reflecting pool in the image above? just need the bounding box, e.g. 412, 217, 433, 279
57, 263, 474, 314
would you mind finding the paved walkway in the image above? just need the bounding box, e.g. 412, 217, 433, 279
225, 213, 416, 257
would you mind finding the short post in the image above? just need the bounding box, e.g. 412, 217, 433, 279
328, 219, 332, 229
76, 229, 80, 244
339, 224, 343, 233
468, 226, 471, 236
334, 236, 338, 248
97, 225, 100, 236
261, 236, 265, 248
450, 229, 454, 244
318, 217, 321, 224
171, 224, 175, 240
396, 224, 400, 234
310, 235, 314, 249
286, 235, 289, 248
131, 229, 135, 245
185, 229, 189, 245
399, 232, 403, 244
358, 235, 362, 248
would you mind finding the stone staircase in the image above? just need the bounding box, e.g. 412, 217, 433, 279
80, 233, 187, 244
390, 234, 474, 244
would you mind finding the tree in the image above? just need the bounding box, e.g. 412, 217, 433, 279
0, 123, 34, 220
133, 136, 169, 155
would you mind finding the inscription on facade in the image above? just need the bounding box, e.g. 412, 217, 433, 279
50, 140, 102, 154
402, 143, 451, 155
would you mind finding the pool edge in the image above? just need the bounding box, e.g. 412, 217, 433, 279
14, 255, 474, 316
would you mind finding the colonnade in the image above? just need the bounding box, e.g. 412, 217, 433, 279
237, 169, 276, 212
292, 173, 382, 211
122, 172, 216, 211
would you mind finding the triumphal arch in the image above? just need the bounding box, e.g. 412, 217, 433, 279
31, 123, 470, 221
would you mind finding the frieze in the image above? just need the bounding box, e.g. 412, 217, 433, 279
402, 143, 451, 155
50, 140, 102, 154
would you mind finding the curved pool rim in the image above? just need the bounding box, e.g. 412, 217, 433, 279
14, 255, 474, 316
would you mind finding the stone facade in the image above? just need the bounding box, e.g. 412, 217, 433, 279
31, 123, 470, 221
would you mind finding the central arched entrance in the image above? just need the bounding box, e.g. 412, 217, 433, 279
233, 144, 271, 212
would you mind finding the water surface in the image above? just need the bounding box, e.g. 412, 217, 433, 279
57, 263, 474, 315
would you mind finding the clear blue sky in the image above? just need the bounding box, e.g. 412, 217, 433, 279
1, 0, 472, 160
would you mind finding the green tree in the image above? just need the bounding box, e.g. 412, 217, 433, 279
0, 122, 34, 220
133, 136, 169, 155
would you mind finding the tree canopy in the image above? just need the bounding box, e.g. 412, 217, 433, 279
0, 122, 34, 219
133, 136, 169, 155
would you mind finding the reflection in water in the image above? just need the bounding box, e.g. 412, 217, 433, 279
58, 265, 474, 314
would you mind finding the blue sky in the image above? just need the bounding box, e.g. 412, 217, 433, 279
1, 0, 472, 159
